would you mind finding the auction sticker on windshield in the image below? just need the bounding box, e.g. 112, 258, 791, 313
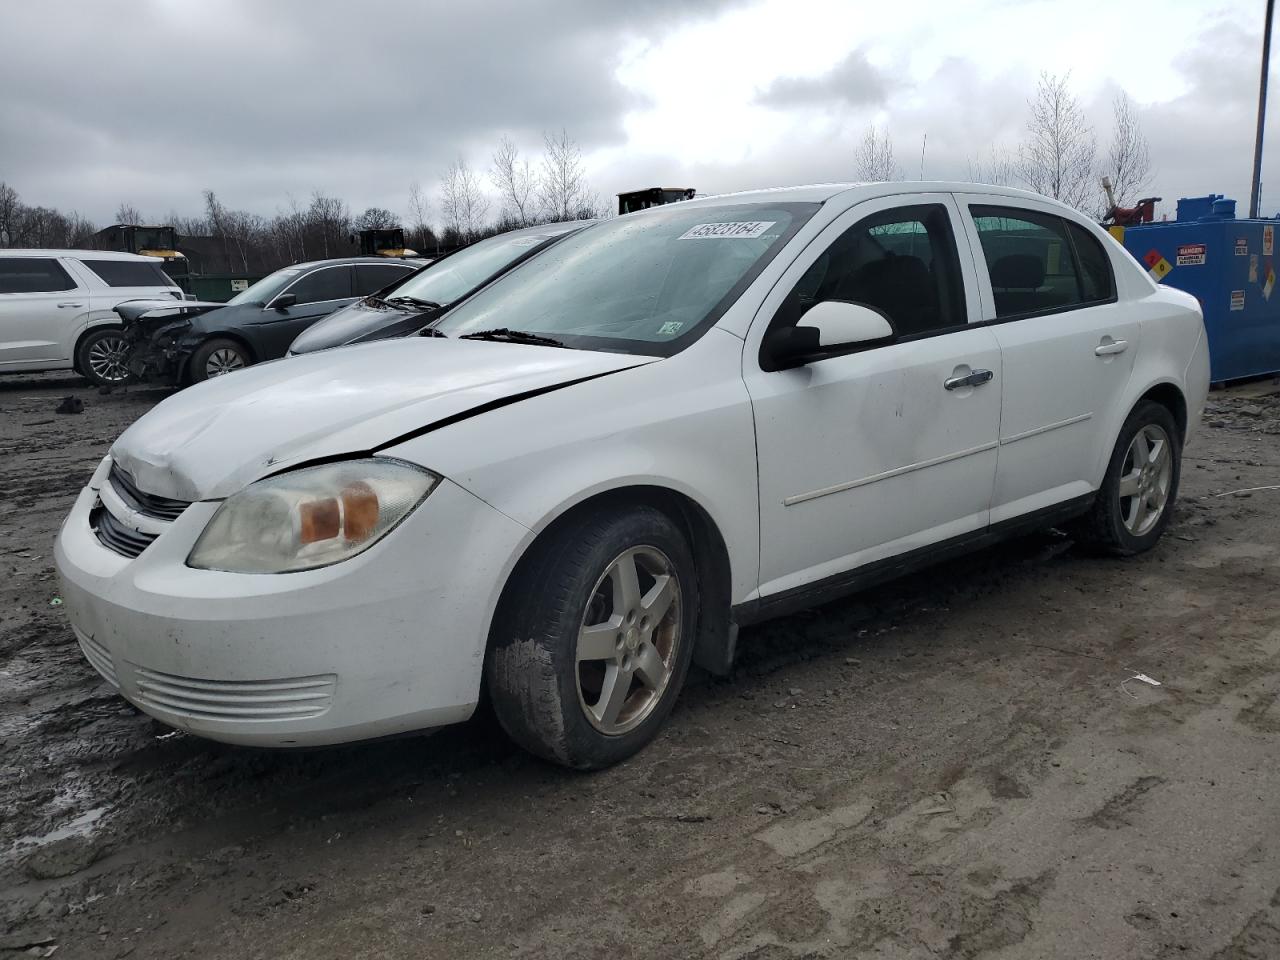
679, 221, 776, 240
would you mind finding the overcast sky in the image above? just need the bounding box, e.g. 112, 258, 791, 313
0, 0, 1273, 225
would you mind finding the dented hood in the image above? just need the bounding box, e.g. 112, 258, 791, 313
110, 337, 655, 501
114, 299, 226, 325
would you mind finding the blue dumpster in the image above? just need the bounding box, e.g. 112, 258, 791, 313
1120, 197, 1280, 382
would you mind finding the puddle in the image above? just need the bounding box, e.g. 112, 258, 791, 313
12, 805, 108, 850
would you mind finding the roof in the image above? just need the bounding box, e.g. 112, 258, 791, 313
496, 220, 595, 240
275, 256, 419, 271
683, 181, 1057, 207
0, 249, 159, 261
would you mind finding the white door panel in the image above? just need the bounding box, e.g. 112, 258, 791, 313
749, 330, 1002, 595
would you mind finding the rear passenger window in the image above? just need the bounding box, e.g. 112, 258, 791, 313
969, 205, 1114, 317
0, 258, 77, 294
773, 204, 966, 339
287, 266, 352, 305
81, 259, 173, 288
355, 264, 412, 296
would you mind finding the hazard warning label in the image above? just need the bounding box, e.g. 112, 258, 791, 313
1176, 243, 1206, 266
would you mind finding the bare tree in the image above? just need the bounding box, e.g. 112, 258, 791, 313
0, 182, 20, 245
115, 202, 143, 225
853, 125, 900, 182
1103, 91, 1152, 207
1018, 72, 1097, 210
306, 191, 351, 258
355, 206, 399, 231
439, 157, 490, 240
537, 129, 590, 222
491, 135, 536, 227
966, 146, 1019, 186
406, 180, 431, 248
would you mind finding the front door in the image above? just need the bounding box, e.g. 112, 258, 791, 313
742, 195, 1003, 600
0, 257, 86, 366
255, 264, 355, 358
955, 197, 1139, 522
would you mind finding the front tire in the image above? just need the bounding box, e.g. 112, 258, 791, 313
77, 328, 132, 387
486, 505, 698, 770
1075, 400, 1181, 555
189, 337, 251, 383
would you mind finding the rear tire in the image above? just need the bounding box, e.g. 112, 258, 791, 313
76, 328, 132, 387
486, 505, 698, 770
1073, 400, 1181, 555
189, 338, 251, 383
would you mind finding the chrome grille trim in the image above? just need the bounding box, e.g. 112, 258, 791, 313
73, 626, 119, 688
132, 666, 337, 722
107, 463, 190, 521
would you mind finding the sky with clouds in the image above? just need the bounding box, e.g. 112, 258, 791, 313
0, 0, 1273, 225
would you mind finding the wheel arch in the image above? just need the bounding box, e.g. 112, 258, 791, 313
184, 331, 258, 380
489, 483, 737, 677
71, 322, 125, 374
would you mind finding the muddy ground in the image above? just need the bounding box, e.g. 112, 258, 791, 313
2, 372, 1279, 960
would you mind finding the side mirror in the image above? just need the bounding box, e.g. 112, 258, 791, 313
763, 300, 894, 370
271, 293, 297, 310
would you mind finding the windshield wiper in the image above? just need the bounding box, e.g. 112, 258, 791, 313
459, 328, 565, 347
417, 326, 448, 338
385, 295, 442, 311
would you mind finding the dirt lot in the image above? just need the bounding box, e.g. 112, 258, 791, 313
2, 372, 1279, 960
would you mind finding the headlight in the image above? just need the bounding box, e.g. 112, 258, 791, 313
187, 458, 438, 573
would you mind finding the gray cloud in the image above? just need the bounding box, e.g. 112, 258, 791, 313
0, 0, 742, 221
756, 49, 891, 110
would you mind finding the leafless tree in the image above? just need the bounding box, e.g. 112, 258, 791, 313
406, 180, 431, 247
306, 191, 351, 258
1018, 71, 1097, 210
0, 182, 21, 245
853, 125, 900, 182
355, 207, 399, 231
440, 157, 490, 240
115, 202, 143, 225
537, 129, 590, 222
1102, 91, 1152, 207
491, 135, 536, 227
966, 146, 1019, 187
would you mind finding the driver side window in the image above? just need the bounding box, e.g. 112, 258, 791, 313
774, 204, 966, 340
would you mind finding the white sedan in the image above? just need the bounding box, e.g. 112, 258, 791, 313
55, 182, 1208, 769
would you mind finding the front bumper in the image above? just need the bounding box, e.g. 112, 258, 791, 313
54, 469, 530, 746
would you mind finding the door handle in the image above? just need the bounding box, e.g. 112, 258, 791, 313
57, 302, 84, 308
1095, 338, 1128, 356
944, 369, 994, 391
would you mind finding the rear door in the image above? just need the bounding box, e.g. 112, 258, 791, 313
955, 196, 1137, 522
253, 264, 355, 358
354, 262, 414, 298
0, 256, 87, 367
743, 194, 1003, 599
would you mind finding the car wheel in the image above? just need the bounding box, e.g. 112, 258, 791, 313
77, 328, 132, 386
189, 338, 250, 382
1074, 400, 1181, 555
486, 505, 699, 769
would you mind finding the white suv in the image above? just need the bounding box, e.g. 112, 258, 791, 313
55, 183, 1209, 769
0, 250, 183, 385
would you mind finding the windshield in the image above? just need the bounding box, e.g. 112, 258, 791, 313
388, 228, 577, 306
227, 266, 303, 305
433, 203, 815, 355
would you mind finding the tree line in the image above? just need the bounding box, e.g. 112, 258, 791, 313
0, 128, 608, 275
854, 72, 1153, 215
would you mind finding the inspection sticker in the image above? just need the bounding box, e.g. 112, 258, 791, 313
1176, 243, 1206, 266
1231, 289, 1246, 311
1236, 237, 1249, 256
678, 220, 775, 240
1265, 225, 1275, 256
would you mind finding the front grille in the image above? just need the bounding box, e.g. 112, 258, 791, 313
108, 463, 190, 521
91, 504, 156, 558
74, 626, 119, 688
132, 667, 337, 722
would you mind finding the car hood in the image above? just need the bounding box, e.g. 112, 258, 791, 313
287, 299, 423, 355
110, 337, 657, 501
114, 299, 226, 326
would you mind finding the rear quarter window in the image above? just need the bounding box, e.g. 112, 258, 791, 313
80, 259, 175, 288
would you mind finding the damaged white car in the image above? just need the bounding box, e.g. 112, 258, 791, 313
55, 183, 1209, 769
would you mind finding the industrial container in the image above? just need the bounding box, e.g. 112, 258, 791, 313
1120, 197, 1280, 382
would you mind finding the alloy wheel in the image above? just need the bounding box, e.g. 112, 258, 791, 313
575, 545, 682, 735
206, 347, 246, 378
1118, 423, 1173, 536
87, 335, 131, 384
